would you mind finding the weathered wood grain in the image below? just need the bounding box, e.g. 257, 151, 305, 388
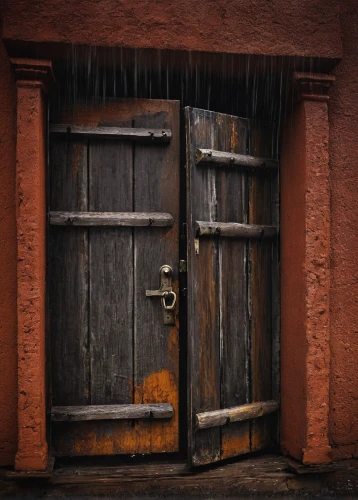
186, 107, 221, 466
196, 401, 279, 429
196, 148, 278, 170
88, 132, 134, 406
215, 114, 250, 461
187, 108, 279, 465
50, 124, 172, 142
132, 100, 180, 453
50, 99, 181, 457
49, 136, 89, 406
196, 221, 277, 238
50, 211, 174, 227
248, 120, 277, 452
46, 455, 295, 497
51, 404, 174, 422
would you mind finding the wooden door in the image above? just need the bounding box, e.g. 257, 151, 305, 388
186, 107, 280, 466
48, 99, 180, 456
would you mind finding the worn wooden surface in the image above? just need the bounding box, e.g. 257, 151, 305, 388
50, 211, 174, 227
132, 102, 180, 454
196, 221, 277, 238
248, 120, 278, 452
51, 404, 174, 422
88, 129, 134, 408
186, 107, 278, 466
196, 148, 278, 170
215, 113, 250, 462
49, 99, 180, 456
50, 124, 172, 142
6, 455, 358, 497
186, 108, 221, 466
195, 401, 279, 429
49, 135, 90, 406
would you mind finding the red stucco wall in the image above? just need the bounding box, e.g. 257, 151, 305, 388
329, 0, 358, 460
0, 0, 357, 466
0, 37, 17, 466
280, 104, 308, 460
2, 0, 342, 59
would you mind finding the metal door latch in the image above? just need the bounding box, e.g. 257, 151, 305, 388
146, 265, 176, 325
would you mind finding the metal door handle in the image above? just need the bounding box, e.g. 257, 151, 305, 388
161, 291, 177, 310
146, 265, 176, 325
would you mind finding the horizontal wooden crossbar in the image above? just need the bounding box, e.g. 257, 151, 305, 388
50, 124, 172, 142
196, 221, 277, 238
51, 403, 174, 422
195, 401, 279, 430
49, 211, 174, 227
196, 149, 278, 170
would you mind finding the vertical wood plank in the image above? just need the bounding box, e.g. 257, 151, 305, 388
49, 136, 89, 406
133, 101, 180, 453
217, 115, 250, 460
248, 121, 276, 451
88, 133, 134, 405
186, 108, 221, 465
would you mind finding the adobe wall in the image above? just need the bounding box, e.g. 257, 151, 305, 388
0, 0, 357, 466
329, 0, 358, 460
2, 0, 342, 59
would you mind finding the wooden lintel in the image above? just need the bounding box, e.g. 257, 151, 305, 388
196, 221, 277, 239
51, 403, 174, 422
49, 211, 174, 227
195, 401, 279, 430
196, 149, 278, 170
50, 124, 172, 142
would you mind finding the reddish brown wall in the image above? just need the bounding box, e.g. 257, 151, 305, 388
0, 37, 17, 465
3, 0, 341, 58
280, 104, 308, 460
329, 0, 358, 460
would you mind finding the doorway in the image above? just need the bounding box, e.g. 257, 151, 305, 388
47, 53, 281, 466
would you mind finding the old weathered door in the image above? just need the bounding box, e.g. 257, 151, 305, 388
186, 107, 280, 466
48, 99, 179, 456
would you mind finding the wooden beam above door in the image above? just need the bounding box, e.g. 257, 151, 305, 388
51, 404, 174, 422
196, 401, 279, 430
196, 149, 278, 170
49, 211, 174, 227
50, 124, 172, 142
196, 221, 277, 239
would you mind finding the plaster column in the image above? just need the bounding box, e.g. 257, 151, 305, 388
280, 72, 335, 465
11, 58, 54, 472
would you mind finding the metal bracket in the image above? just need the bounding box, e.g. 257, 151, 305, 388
179, 260, 187, 273
194, 238, 200, 254
146, 265, 176, 325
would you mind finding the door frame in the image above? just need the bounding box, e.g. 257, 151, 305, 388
10, 56, 334, 471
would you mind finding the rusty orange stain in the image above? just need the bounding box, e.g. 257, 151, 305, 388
55, 369, 179, 456
221, 429, 250, 460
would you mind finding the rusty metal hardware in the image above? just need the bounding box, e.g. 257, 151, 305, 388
161, 291, 177, 310
146, 265, 176, 325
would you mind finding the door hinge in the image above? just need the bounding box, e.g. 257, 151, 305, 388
179, 260, 187, 273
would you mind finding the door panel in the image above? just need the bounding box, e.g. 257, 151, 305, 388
49, 99, 179, 456
186, 107, 279, 466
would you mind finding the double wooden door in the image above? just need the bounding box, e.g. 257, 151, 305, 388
48, 99, 279, 465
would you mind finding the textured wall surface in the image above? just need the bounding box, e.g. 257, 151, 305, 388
280, 103, 308, 461
329, 0, 358, 461
280, 97, 332, 465
3, 0, 342, 58
0, 38, 17, 466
